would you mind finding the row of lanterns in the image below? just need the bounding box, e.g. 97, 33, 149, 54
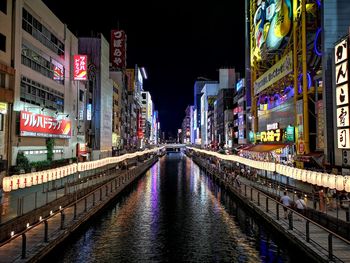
189, 148, 350, 192
2, 147, 161, 192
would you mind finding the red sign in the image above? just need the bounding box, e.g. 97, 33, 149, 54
137, 110, 143, 139
73, 55, 87, 80
298, 141, 305, 154
20, 111, 71, 138
111, 30, 126, 69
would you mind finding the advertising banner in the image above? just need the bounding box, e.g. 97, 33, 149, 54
20, 111, 71, 138
316, 100, 325, 149
254, 51, 293, 95
125, 69, 135, 92
111, 30, 126, 69
73, 55, 87, 80
251, 0, 292, 62
335, 36, 350, 149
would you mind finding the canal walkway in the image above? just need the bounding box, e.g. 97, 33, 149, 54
0, 156, 158, 262
191, 153, 350, 263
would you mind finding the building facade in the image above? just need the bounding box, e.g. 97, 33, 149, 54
0, 0, 15, 180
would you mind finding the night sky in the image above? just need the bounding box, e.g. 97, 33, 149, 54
43, 1, 245, 137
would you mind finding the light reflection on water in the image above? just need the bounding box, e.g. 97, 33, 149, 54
47, 152, 296, 263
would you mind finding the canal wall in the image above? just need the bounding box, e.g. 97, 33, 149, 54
0, 155, 159, 263
188, 152, 347, 263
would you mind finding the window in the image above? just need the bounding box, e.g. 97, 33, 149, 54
0, 114, 3, 131
0, 72, 5, 87
22, 8, 65, 56
79, 90, 84, 102
142, 93, 146, 99
0, 33, 6, 52
0, 0, 7, 14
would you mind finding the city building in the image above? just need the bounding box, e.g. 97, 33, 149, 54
79, 34, 113, 160
11, 0, 86, 169
0, 0, 15, 180
109, 71, 127, 154
200, 83, 218, 147
141, 91, 153, 146
193, 79, 218, 145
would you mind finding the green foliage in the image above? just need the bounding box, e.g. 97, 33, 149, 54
46, 138, 54, 162
30, 160, 52, 171
16, 152, 31, 173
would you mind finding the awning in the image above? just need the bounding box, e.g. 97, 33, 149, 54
243, 143, 289, 152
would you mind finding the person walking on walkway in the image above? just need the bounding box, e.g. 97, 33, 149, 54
280, 191, 292, 219
295, 193, 307, 215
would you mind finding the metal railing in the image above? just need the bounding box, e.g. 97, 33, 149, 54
192, 154, 350, 263
0, 157, 157, 261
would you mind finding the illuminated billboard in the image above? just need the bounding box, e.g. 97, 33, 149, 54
20, 111, 71, 138
111, 30, 126, 69
252, 0, 292, 61
73, 55, 87, 80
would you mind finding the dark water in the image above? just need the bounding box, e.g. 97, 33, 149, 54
48, 153, 301, 263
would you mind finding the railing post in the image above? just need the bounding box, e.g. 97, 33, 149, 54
93, 192, 95, 206
35, 192, 37, 209
21, 197, 24, 215
44, 220, 48, 242
106, 185, 108, 196
288, 211, 293, 230
328, 234, 333, 261
100, 188, 102, 201
84, 197, 87, 212
74, 203, 77, 219
276, 203, 279, 220
258, 192, 260, 206
244, 185, 247, 197
46, 190, 48, 204
306, 221, 310, 242
250, 188, 253, 201
21, 233, 26, 259
17, 198, 21, 216
266, 197, 268, 212
60, 210, 65, 229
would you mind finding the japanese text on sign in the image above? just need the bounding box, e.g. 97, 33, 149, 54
20, 111, 71, 138
73, 55, 87, 80
260, 129, 282, 142
111, 30, 126, 69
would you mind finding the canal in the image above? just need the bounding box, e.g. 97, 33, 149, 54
44, 152, 306, 262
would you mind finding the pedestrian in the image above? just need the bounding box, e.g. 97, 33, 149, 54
295, 193, 307, 215
280, 191, 292, 219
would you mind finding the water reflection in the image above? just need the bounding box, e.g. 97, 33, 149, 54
47, 152, 295, 263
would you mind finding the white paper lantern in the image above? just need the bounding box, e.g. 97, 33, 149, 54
301, 170, 308, 182
336, 175, 345, 191
344, 176, 350, 192
322, 173, 329, 188
328, 174, 336, 189
19, 174, 26, 188
32, 172, 38, 185
2, 176, 11, 192
309, 171, 317, 184
316, 172, 323, 186
12, 175, 20, 190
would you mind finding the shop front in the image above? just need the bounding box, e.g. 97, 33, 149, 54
242, 122, 295, 165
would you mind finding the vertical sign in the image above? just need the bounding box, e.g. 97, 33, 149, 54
73, 55, 87, 80
335, 37, 350, 149
316, 100, 325, 149
111, 30, 126, 69
296, 99, 304, 154
125, 69, 135, 92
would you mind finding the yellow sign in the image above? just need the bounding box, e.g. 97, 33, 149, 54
254, 51, 293, 95
260, 129, 282, 142
0, 102, 7, 114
